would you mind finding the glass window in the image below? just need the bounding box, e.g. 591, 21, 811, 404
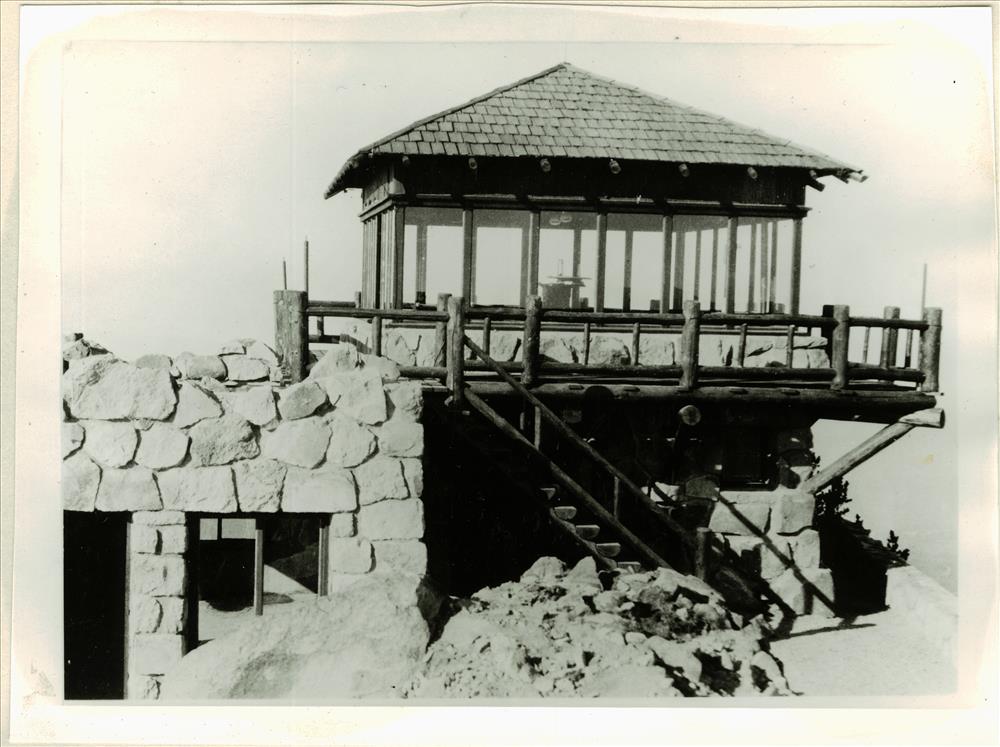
607, 213, 663, 311
671, 215, 730, 312
539, 211, 597, 309
403, 207, 464, 305
473, 210, 528, 306
730, 217, 795, 313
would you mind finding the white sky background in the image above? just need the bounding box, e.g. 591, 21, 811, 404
44, 4, 995, 591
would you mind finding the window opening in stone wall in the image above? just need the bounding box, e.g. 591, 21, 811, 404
194, 514, 327, 647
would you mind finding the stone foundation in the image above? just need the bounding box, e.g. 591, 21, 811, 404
62, 336, 428, 699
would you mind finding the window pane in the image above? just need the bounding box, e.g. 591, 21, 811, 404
473, 209, 528, 306
404, 207, 464, 304
608, 213, 662, 311
673, 215, 729, 311
539, 211, 596, 309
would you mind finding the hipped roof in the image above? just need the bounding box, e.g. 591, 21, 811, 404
326, 62, 860, 198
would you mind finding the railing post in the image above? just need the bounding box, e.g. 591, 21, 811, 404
522, 296, 542, 387
371, 315, 383, 357
679, 300, 701, 390
879, 305, 900, 369
831, 304, 850, 390
446, 296, 465, 407
694, 527, 710, 581
919, 307, 942, 392
434, 292, 451, 367
273, 289, 308, 383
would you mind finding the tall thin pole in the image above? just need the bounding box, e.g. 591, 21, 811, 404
282, 259, 288, 291
920, 262, 928, 312
303, 238, 310, 296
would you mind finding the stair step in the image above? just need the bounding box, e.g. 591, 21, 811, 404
616, 561, 643, 573
551, 505, 577, 521
595, 542, 622, 558
574, 524, 600, 540
539, 486, 559, 500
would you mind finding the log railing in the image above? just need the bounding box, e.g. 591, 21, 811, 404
274, 290, 942, 393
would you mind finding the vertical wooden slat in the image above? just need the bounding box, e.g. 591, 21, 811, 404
680, 300, 701, 390
571, 228, 582, 308
725, 217, 739, 313
461, 209, 475, 303
519, 218, 531, 305
786, 325, 795, 368
446, 296, 465, 406
919, 307, 942, 392
880, 306, 901, 368
594, 213, 608, 312
736, 324, 748, 367
862, 326, 872, 363
693, 230, 702, 302
622, 230, 634, 311
747, 220, 757, 312
482, 316, 492, 356
317, 521, 329, 597
282, 259, 288, 291
433, 292, 451, 367
631, 323, 641, 366
371, 315, 383, 357
613, 477, 622, 520
415, 222, 428, 300
831, 305, 850, 390
660, 215, 674, 313
768, 219, 778, 311
709, 226, 719, 311
533, 405, 543, 449
528, 211, 541, 305
303, 239, 310, 296
253, 518, 264, 616
672, 230, 686, 310
392, 207, 406, 308
759, 221, 769, 312
583, 321, 592, 365
790, 218, 803, 314
522, 296, 542, 387
903, 328, 915, 369
694, 527, 710, 581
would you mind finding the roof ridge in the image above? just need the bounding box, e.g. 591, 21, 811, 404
356, 62, 570, 157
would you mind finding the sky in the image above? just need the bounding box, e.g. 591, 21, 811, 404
32, 4, 997, 590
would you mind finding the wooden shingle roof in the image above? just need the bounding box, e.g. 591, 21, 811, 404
326, 62, 860, 197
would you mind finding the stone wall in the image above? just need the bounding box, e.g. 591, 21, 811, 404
62, 336, 427, 698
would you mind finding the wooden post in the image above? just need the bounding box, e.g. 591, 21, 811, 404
693, 230, 702, 302
613, 477, 622, 520
672, 230, 686, 310
392, 207, 406, 308
571, 228, 582, 308
482, 316, 492, 356
253, 518, 265, 616
768, 220, 778, 311
273, 290, 308, 383
680, 300, 701, 390
759, 222, 769, 312
534, 405, 543, 449
631, 323, 641, 366
786, 325, 796, 368
919, 307, 942, 392
694, 527, 710, 580
595, 213, 608, 312
317, 521, 329, 597
415, 223, 428, 300
790, 218, 803, 314
862, 327, 872, 363
446, 296, 465, 406
354, 291, 362, 308
282, 259, 288, 291
747, 221, 757, 312
709, 226, 719, 311
461, 209, 475, 303
736, 324, 748, 367
433, 292, 451, 367
830, 304, 850, 390
622, 230, 634, 311
522, 296, 542, 387
880, 306, 901, 369
725, 217, 739, 313
582, 321, 592, 365
660, 215, 674, 313
801, 420, 917, 494
303, 239, 310, 296
371, 315, 383, 357
527, 210, 541, 305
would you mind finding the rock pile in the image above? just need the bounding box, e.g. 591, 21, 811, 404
405, 557, 791, 698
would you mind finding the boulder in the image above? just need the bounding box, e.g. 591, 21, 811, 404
360, 354, 401, 383
222, 355, 270, 382
157, 466, 237, 513
188, 413, 259, 466
135, 423, 189, 469
224, 386, 277, 427
353, 456, 410, 505
63, 452, 101, 511
96, 467, 161, 511
260, 418, 330, 468
538, 336, 576, 363
587, 335, 630, 365
319, 369, 388, 425
81, 420, 138, 467
62, 422, 84, 458
563, 556, 602, 590
244, 340, 280, 366
174, 353, 227, 380
282, 467, 357, 513
520, 556, 566, 583
376, 421, 423, 458
219, 340, 246, 355
160, 574, 433, 699
383, 332, 417, 366
172, 382, 223, 429
324, 415, 377, 468
233, 459, 286, 512
64, 357, 177, 420
135, 354, 173, 371
277, 381, 328, 420
358, 499, 423, 540
638, 336, 675, 366
308, 344, 359, 379
385, 381, 423, 422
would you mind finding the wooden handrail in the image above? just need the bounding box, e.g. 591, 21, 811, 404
463, 389, 672, 570
462, 335, 696, 549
